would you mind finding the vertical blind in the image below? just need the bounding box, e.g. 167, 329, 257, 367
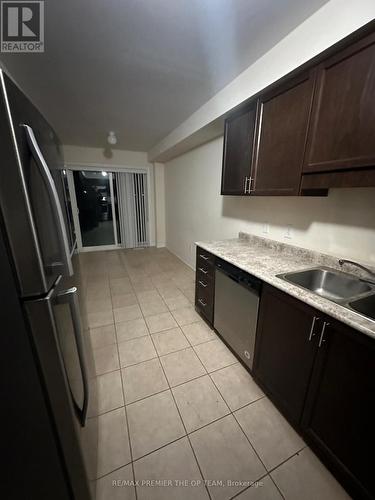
115, 172, 149, 248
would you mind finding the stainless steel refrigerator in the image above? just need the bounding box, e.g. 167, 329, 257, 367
0, 70, 97, 499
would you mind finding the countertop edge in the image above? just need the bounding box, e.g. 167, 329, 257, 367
196, 240, 375, 341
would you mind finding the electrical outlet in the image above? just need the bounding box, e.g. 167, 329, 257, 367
262, 222, 269, 234
284, 224, 293, 239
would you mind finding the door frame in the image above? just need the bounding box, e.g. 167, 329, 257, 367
66, 163, 155, 252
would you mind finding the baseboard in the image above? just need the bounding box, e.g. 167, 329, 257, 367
165, 246, 195, 271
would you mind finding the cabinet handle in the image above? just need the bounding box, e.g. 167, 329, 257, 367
318, 321, 330, 347
308, 316, 319, 341
244, 176, 252, 194
244, 176, 249, 194
198, 298, 207, 307
198, 267, 208, 274
199, 254, 209, 261
248, 177, 255, 193
198, 280, 207, 288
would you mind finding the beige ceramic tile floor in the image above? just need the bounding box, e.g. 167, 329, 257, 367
80, 248, 351, 500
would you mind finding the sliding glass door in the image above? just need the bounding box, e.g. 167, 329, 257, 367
72, 171, 118, 249
68, 169, 150, 251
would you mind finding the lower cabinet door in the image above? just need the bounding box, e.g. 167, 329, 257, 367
301, 320, 375, 500
253, 285, 319, 425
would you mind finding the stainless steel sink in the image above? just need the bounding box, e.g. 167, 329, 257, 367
349, 295, 375, 321
278, 267, 372, 303
277, 266, 375, 323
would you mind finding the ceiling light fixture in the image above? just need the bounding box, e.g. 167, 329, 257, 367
107, 131, 117, 145
101, 171, 108, 177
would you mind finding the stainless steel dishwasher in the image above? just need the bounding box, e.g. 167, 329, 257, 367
214, 258, 261, 370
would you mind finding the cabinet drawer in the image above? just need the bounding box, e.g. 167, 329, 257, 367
196, 276, 214, 301
195, 247, 215, 325
196, 260, 214, 280
195, 285, 214, 324
196, 268, 213, 288
197, 248, 215, 267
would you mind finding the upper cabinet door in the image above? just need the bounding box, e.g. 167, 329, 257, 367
221, 105, 256, 195
251, 71, 315, 195
304, 33, 375, 173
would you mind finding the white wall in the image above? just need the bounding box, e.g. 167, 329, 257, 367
154, 163, 166, 248
165, 137, 375, 268
63, 145, 167, 248
64, 145, 150, 169
149, 0, 375, 162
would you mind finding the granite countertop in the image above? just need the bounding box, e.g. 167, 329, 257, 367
196, 233, 375, 340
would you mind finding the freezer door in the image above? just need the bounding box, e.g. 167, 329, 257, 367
0, 72, 72, 297
54, 282, 89, 424
24, 277, 97, 496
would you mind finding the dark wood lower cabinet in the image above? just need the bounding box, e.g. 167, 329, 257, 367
302, 320, 375, 500
253, 284, 320, 426
254, 284, 375, 500
195, 246, 215, 325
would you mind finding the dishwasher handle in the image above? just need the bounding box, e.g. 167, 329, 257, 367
216, 264, 239, 283
215, 263, 261, 294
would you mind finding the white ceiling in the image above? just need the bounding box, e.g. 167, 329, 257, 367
1, 0, 328, 151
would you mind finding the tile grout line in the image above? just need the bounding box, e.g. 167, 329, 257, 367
157, 313, 287, 500
137, 299, 213, 500
229, 470, 276, 500
188, 318, 291, 500
189, 355, 269, 498
200, 341, 293, 500
228, 471, 278, 500
112, 277, 138, 500
97, 325, 257, 407
208, 366, 285, 499
91, 251, 297, 499
127, 285, 180, 492
266, 444, 308, 475
111, 369, 263, 411
95, 325, 220, 377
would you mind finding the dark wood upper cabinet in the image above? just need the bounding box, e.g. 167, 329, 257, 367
221, 105, 256, 195
220, 24, 375, 195
303, 32, 375, 173
252, 72, 315, 195
253, 285, 319, 425
302, 320, 375, 500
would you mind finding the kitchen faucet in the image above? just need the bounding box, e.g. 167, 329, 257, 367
339, 259, 375, 284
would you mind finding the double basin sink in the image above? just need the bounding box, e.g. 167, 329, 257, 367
277, 267, 375, 321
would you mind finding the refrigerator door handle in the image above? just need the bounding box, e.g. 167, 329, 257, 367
56, 286, 89, 426
22, 124, 73, 277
